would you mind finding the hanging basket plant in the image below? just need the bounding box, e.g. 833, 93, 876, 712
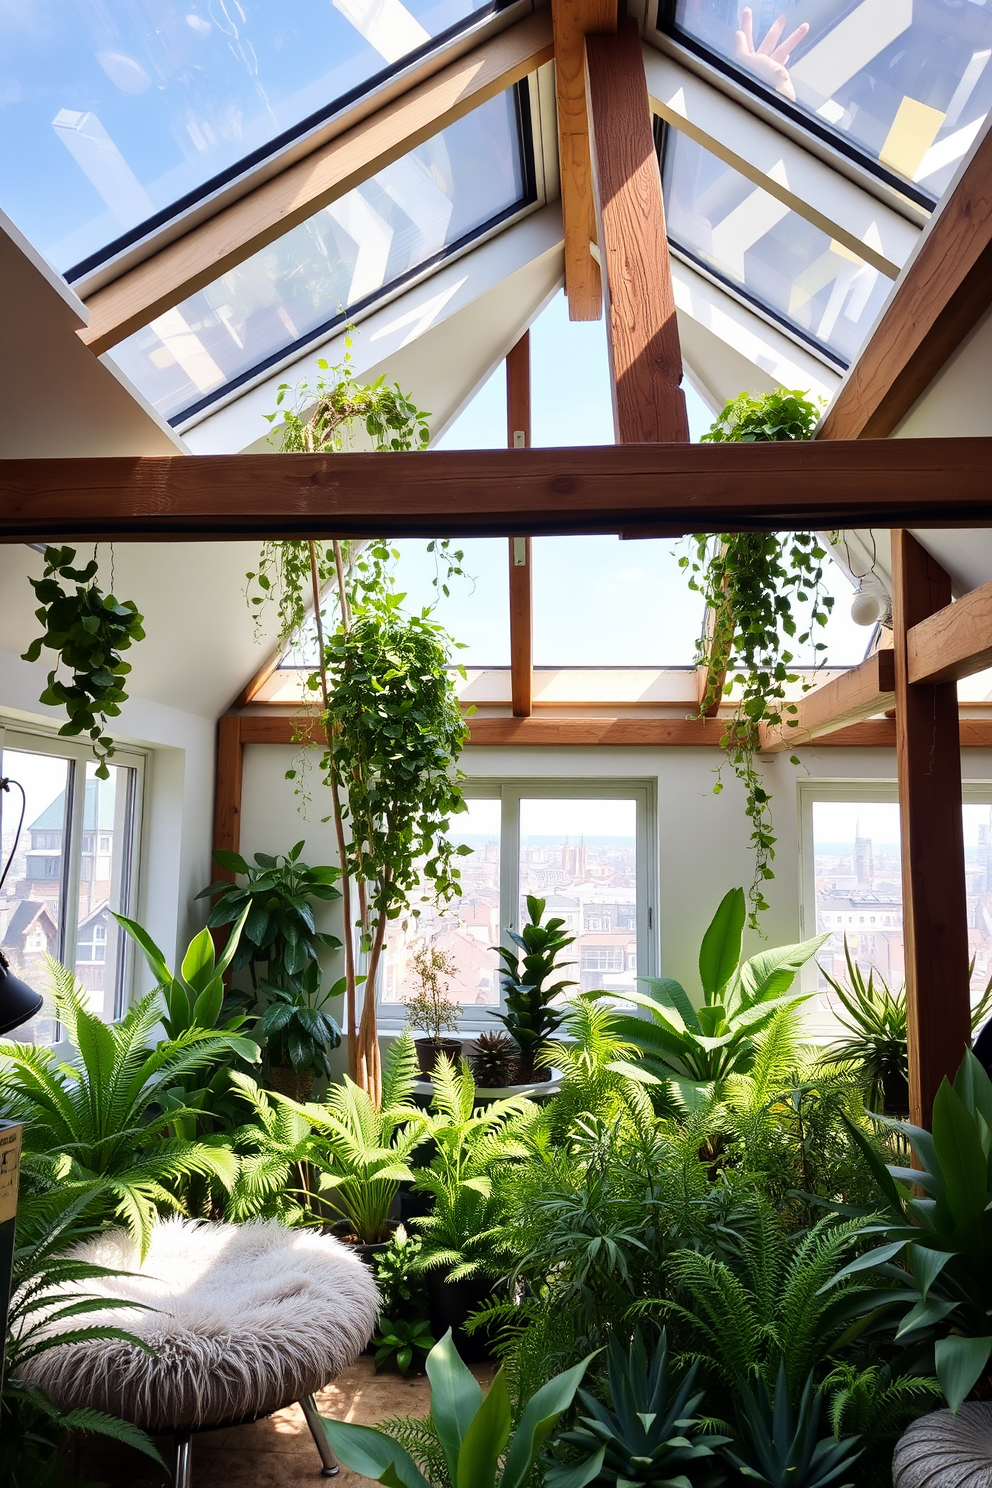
22, 546, 145, 778
685, 390, 833, 927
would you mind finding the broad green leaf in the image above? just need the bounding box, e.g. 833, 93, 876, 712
817, 1240, 908, 1292
457, 1367, 510, 1488
426, 1330, 483, 1485
501, 1356, 595, 1488
545, 1448, 606, 1488
113, 914, 171, 987
894, 1295, 957, 1339
935, 1334, 992, 1413
214, 903, 250, 980
734, 934, 827, 1009
318, 1419, 431, 1488
955, 1050, 992, 1145
698, 888, 745, 997
932, 1079, 990, 1226
180, 928, 216, 994
212, 848, 250, 874
908, 1245, 953, 1301
637, 977, 700, 1033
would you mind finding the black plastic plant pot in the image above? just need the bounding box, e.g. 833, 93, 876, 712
425, 1272, 495, 1363
882, 1069, 911, 1117
415, 1038, 463, 1079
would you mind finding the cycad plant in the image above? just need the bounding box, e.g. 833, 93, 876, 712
610, 888, 823, 1106
549, 1327, 729, 1488
724, 1364, 861, 1488
2, 1184, 164, 1485
411, 1056, 536, 1282
0, 964, 238, 1252
222, 1072, 319, 1224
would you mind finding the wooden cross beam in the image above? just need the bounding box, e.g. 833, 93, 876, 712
758, 649, 895, 752
2, 439, 991, 541
908, 578, 992, 685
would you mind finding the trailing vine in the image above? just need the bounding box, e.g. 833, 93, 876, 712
684, 390, 832, 928
22, 546, 145, 778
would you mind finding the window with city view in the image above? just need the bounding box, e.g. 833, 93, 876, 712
0, 738, 141, 1045
382, 787, 645, 1019
806, 793, 992, 1016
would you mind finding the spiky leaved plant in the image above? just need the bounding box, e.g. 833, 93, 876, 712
549, 1327, 729, 1488
724, 1364, 861, 1488
470, 1032, 519, 1089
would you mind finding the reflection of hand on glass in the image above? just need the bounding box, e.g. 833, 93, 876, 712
734, 8, 809, 101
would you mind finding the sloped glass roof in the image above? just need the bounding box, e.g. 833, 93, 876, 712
109, 87, 532, 423
665, 1, 992, 204
0, 0, 510, 277
662, 128, 890, 366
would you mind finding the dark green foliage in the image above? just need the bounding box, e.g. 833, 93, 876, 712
823, 1363, 941, 1488
723, 1365, 861, 1488
492, 896, 577, 1078
255, 961, 342, 1077
838, 1049, 992, 1411
373, 1316, 436, 1376
21, 546, 145, 777
470, 1032, 520, 1088
821, 939, 909, 1114
550, 1328, 728, 1488
197, 841, 343, 983
687, 389, 831, 924
373, 1224, 429, 1316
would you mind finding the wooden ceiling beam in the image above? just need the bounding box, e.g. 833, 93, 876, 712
550, 0, 617, 321
759, 649, 895, 753
78, 12, 553, 356
2, 440, 992, 541
819, 116, 992, 441
908, 578, 992, 685
585, 19, 688, 443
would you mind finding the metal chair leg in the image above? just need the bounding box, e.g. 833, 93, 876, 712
174, 1430, 193, 1488
301, 1394, 340, 1477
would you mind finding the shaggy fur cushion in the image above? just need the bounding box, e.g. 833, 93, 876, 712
893, 1403, 992, 1488
19, 1218, 380, 1432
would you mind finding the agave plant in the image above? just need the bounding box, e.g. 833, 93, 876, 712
411, 1055, 536, 1281
2, 1182, 164, 1484
548, 1327, 729, 1488
609, 888, 824, 1106
318, 1329, 593, 1488
0, 963, 238, 1253
723, 1364, 861, 1488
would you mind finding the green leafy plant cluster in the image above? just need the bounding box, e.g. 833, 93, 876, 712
686, 389, 831, 925
493, 896, 577, 1081
22, 546, 145, 777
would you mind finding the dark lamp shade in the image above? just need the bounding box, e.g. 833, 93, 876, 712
0, 955, 44, 1037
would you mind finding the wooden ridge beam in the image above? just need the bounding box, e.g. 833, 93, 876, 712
585, 19, 688, 443
3, 439, 992, 541
551, 0, 616, 321
759, 650, 895, 753
819, 116, 992, 441
908, 579, 992, 686
79, 12, 554, 356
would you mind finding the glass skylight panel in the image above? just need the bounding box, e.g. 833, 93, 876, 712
666, 1, 992, 201
1, 0, 508, 276
109, 90, 530, 423
662, 130, 890, 365
532, 537, 706, 667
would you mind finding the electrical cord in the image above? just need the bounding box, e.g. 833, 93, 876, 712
0, 778, 26, 896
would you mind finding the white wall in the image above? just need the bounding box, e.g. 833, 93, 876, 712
237, 738, 992, 1009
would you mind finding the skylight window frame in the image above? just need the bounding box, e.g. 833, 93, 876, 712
650, 1, 939, 216
160, 79, 541, 431
60, 0, 529, 290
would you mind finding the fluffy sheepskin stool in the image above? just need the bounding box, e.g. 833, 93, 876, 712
19, 1217, 380, 1487
893, 1403, 992, 1488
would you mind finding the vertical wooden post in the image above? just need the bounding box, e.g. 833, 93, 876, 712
892, 530, 971, 1127
585, 18, 689, 443
507, 333, 533, 717
213, 714, 244, 882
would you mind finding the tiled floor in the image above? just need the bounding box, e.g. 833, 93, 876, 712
79, 1357, 480, 1487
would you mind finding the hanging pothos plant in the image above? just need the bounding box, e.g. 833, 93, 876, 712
246, 341, 469, 1105
22, 546, 145, 778
684, 390, 832, 928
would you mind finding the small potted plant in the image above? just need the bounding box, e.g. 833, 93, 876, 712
469, 1031, 519, 1090
402, 944, 463, 1079
491, 896, 576, 1083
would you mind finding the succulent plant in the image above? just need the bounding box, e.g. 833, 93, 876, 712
470, 1031, 519, 1089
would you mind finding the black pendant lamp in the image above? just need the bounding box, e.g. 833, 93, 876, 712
0, 778, 44, 1036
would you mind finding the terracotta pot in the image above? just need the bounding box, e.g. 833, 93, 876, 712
267, 1062, 315, 1103
415, 1038, 463, 1079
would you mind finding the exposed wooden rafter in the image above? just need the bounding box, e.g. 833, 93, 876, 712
78, 12, 554, 356
819, 116, 992, 441
506, 332, 534, 717
550, 0, 616, 321
585, 18, 688, 442
908, 579, 992, 686
2, 440, 991, 541
759, 650, 895, 753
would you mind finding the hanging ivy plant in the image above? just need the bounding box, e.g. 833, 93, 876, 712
22, 546, 145, 778
683, 390, 832, 928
